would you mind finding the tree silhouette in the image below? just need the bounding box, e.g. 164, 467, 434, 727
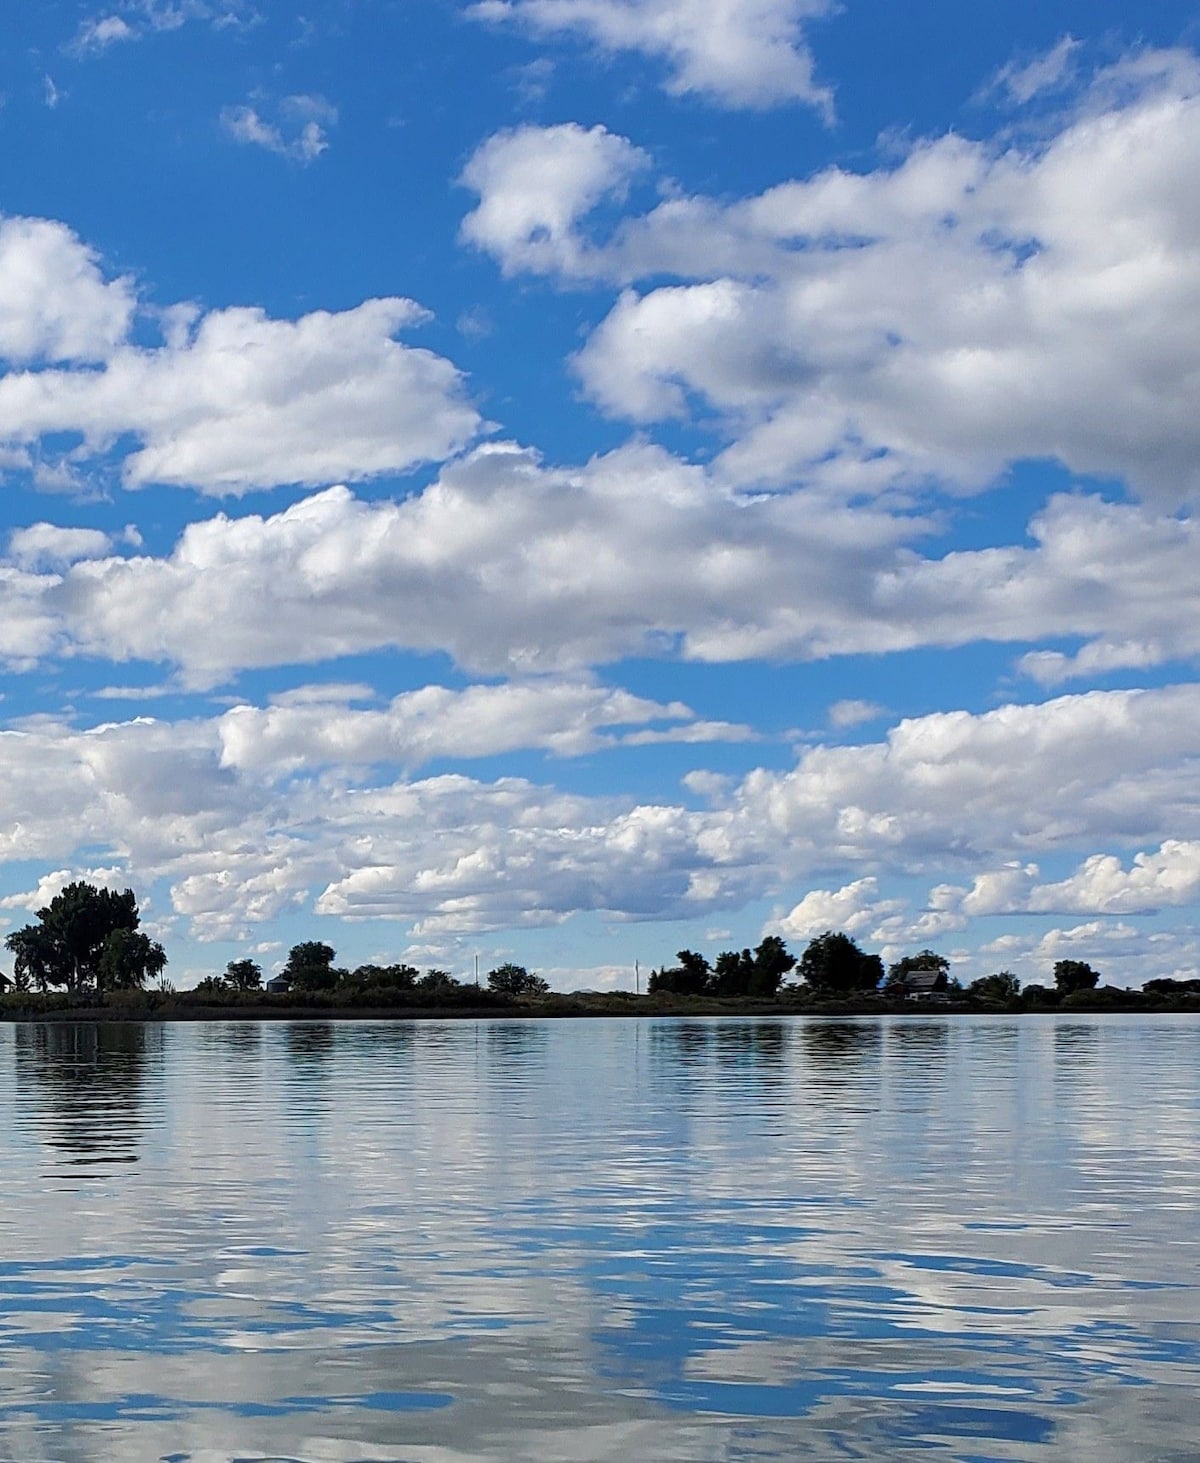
5, 882, 166, 1001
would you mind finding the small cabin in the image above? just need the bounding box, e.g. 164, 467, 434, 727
264, 975, 292, 994
895, 970, 949, 1001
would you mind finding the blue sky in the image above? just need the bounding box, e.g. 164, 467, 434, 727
2, 0, 1200, 989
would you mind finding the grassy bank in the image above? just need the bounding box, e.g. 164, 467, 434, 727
3, 984, 1199, 1022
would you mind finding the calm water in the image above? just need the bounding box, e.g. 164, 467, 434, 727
0, 1016, 1198, 1461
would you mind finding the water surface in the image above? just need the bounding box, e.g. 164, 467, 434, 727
1, 1015, 1198, 1460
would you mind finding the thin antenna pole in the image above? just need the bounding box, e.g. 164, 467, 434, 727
635, 960, 640, 997
475, 954, 480, 989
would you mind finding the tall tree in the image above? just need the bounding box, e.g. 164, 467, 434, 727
748, 935, 796, 996
224, 959, 264, 992
283, 941, 339, 992
487, 963, 549, 997
648, 949, 711, 995
1054, 959, 1100, 994
798, 931, 883, 995
4, 882, 165, 1000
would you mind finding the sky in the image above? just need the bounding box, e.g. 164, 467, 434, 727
2, 0, 1200, 991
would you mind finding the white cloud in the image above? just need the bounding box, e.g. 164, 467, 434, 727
721, 684, 1200, 875
460, 123, 649, 277
72, 15, 137, 52
3, 450, 1199, 687
0, 865, 132, 914
1, 682, 1199, 946
6, 443, 929, 683
0, 292, 479, 495
977, 919, 1197, 988
938, 843, 1200, 918
776, 876, 902, 939
828, 699, 886, 729
217, 678, 750, 774
989, 36, 1081, 105
221, 94, 337, 163
465, 60, 1200, 503
72, 0, 256, 49
0, 217, 135, 365
8, 523, 112, 568
1030, 842, 1200, 915
470, 0, 835, 112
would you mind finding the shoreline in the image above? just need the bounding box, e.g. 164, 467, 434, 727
4, 992, 1200, 1023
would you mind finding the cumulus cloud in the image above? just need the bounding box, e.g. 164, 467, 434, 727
8, 523, 113, 568
0, 292, 479, 496
936, 843, 1200, 919
2, 451, 1199, 685
464, 58, 1200, 502
828, 699, 886, 729
0, 683, 1199, 946
460, 123, 649, 277
1, 443, 933, 683
776, 876, 902, 939
0, 217, 135, 365
0, 865, 134, 914
721, 684, 1200, 874
469, 0, 834, 112
217, 679, 752, 774
978, 920, 1200, 988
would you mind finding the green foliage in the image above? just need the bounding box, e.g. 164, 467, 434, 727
885, 950, 951, 991
283, 941, 341, 992
748, 935, 796, 996
1143, 977, 1200, 1003
968, 970, 1021, 1003
799, 931, 883, 995
224, 959, 263, 991
650, 938, 795, 998
1053, 958, 1100, 994
487, 962, 550, 997
710, 948, 750, 995
4, 882, 165, 1000
649, 950, 711, 996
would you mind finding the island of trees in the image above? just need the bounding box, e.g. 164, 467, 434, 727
3, 881, 1199, 1020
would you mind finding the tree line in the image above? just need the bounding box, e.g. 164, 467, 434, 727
195, 942, 550, 1004
6, 882, 1200, 1013
647, 930, 1122, 1004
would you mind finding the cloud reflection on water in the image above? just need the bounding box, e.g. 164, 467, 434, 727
0, 1015, 1197, 1460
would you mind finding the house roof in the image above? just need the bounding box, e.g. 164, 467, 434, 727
900, 970, 945, 992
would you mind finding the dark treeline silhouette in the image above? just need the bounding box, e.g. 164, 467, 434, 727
186, 941, 543, 1009
4, 886, 1200, 1019
4, 882, 166, 1001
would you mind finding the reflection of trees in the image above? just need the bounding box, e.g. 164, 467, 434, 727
13, 1022, 158, 1167
485, 1020, 550, 1070
282, 1021, 335, 1069
651, 1020, 789, 1068
215, 1020, 263, 1054
887, 1021, 949, 1058
648, 1020, 792, 1111
800, 1020, 883, 1105
1053, 1022, 1099, 1096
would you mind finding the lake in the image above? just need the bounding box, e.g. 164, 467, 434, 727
1, 1015, 1198, 1461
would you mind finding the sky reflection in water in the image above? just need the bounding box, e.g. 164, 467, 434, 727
0, 1015, 1198, 1460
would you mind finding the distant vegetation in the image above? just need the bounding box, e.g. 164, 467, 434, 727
3, 882, 166, 1002
3, 884, 1200, 1018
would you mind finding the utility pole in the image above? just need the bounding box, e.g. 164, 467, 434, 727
635, 960, 640, 997
475, 954, 479, 990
